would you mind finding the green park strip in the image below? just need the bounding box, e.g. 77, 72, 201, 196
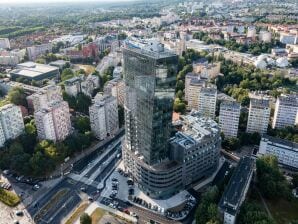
34, 188, 69, 223
0, 188, 20, 207
65, 202, 89, 224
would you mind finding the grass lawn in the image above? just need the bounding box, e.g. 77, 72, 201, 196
265, 198, 298, 224
77, 64, 96, 74
0, 188, 20, 207
91, 208, 106, 224
65, 202, 89, 224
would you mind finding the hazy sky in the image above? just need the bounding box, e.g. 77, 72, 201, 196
0, 0, 134, 4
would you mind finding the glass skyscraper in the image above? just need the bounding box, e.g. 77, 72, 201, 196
123, 39, 178, 165
122, 39, 220, 199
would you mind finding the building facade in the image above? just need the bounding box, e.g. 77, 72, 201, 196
0, 38, 11, 49
247, 94, 270, 134
27, 43, 53, 61
0, 104, 24, 147
122, 39, 220, 199
89, 94, 119, 140
31, 85, 71, 142
34, 100, 71, 142
219, 101, 241, 138
272, 94, 298, 129
185, 73, 206, 110
104, 78, 126, 106
259, 135, 298, 169
198, 86, 217, 118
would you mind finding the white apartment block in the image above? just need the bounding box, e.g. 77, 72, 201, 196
247, 94, 270, 134
27, 43, 52, 61
0, 38, 11, 49
81, 75, 100, 97
64, 76, 83, 97
219, 101, 241, 138
185, 73, 206, 110
104, 78, 125, 106
64, 75, 99, 98
89, 94, 119, 140
272, 94, 298, 129
198, 86, 217, 118
0, 104, 24, 147
28, 85, 62, 112
259, 135, 298, 169
34, 100, 71, 142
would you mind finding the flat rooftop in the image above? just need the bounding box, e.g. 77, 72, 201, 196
177, 112, 220, 143
11, 62, 58, 78
220, 157, 254, 212
262, 134, 298, 151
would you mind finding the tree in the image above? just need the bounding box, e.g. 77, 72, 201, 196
173, 98, 186, 113
238, 202, 275, 224
256, 155, 291, 199
76, 93, 92, 114
80, 213, 91, 224
222, 137, 240, 151
195, 186, 220, 224
74, 116, 91, 133
292, 174, 298, 188
7, 87, 27, 107
61, 68, 75, 81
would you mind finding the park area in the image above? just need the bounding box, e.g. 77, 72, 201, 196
0, 188, 20, 207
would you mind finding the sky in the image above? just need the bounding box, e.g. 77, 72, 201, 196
0, 0, 134, 4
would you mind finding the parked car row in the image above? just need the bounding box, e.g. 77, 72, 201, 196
0, 182, 11, 190
117, 168, 128, 177
109, 177, 119, 198
165, 195, 196, 220
131, 196, 164, 213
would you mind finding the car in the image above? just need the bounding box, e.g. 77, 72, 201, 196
32, 184, 40, 191
109, 194, 116, 198
13, 220, 19, 224
80, 187, 86, 192
130, 212, 138, 218
3, 170, 9, 175
112, 178, 118, 182
88, 196, 93, 201
123, 209, 130, 214
15, 210, 23, 216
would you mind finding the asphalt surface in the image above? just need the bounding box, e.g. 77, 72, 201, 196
72, 131, 124, 174
100, 197, 182, 224
26, 137, 123, 224
85, 142, 121, 178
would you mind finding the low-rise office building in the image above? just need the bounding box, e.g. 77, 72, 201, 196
219, 157, 254, 224
259, 135, 298, 169
10, 62, 60, 82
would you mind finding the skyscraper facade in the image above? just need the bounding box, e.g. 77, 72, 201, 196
122, 39, 220, 199
123, 39, 178, 165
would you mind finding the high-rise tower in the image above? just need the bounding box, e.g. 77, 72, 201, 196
123, 38, 178, 165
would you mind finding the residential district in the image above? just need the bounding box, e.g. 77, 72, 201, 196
0, 0, 297, 224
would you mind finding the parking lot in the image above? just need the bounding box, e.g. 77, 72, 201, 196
100, 162, 197, 222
